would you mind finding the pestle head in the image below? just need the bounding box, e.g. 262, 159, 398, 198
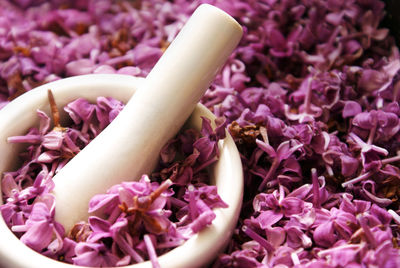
52, 4, 243, 232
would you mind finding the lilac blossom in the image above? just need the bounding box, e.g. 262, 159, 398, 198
72, 242, 119, 267
12, 195, 64, 252
1, 92, 228, 266
1, 0, 400, 267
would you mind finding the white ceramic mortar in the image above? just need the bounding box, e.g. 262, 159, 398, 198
0, 74, 243, 268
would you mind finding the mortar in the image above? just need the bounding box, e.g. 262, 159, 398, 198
0, 73, 243, 267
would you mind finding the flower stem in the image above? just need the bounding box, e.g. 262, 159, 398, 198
115, 233, 144, 263
47, 89, 63, 131
341, 171, 373, 188
144, 234, 161, 268
333, 221, 350, 240
358, 215, 376, 249
242, 225, 275, 252
291, 251, 300, 265
304, 77, 313, 114
260, 126, 269, 145
388, 209, 400, 224
367, 122, 377, 145
258, 159, 279, 191
311, 168, 320, 208
318, 244, 361, 258
188, 184, 198, 220
381, 152, 400, 165
150, 179, 173, 202
266, 179, 278, 188
278, 184, 285, 203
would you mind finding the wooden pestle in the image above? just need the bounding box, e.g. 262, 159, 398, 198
52, 4, 243, 232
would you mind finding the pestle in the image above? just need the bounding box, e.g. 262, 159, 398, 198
52, 4, 243, 232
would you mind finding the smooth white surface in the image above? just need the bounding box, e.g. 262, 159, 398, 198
0, 74, 243, 268
52, 4, 243, 231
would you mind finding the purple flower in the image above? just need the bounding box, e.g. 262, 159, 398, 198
43, 237, 77, 263
352, 110, 400, 142
255, 139, 303, 190
193, 116, 227, 164
91, 175, 174, 235
253, 185, 305, 229
216, 248, 262, 267
72, 242, 119, 267
317, 243, 362, 267
183, 184, 228, 209
359, 10, 389, 48
13, 195, 64, 252
348, 132, 388, 172
372, 240, 400, 267
86, 216, 113, 242
64, 98, 95, 129
342, 101, 362, 118
285, 76, 323, 123
312, 206, 357, 248
285, 225, 312, 249
177, 184, 224, 236
267, 25, 302, 58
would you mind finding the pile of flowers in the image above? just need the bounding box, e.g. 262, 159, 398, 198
0, 0, 399, 267
2, 91, 228, 266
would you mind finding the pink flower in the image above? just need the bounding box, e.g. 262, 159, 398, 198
14, 196, 64, 252
253, 185, 305, 229
72, 242, 119, 267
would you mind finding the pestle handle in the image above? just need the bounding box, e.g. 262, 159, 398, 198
52, 4, 243, 232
